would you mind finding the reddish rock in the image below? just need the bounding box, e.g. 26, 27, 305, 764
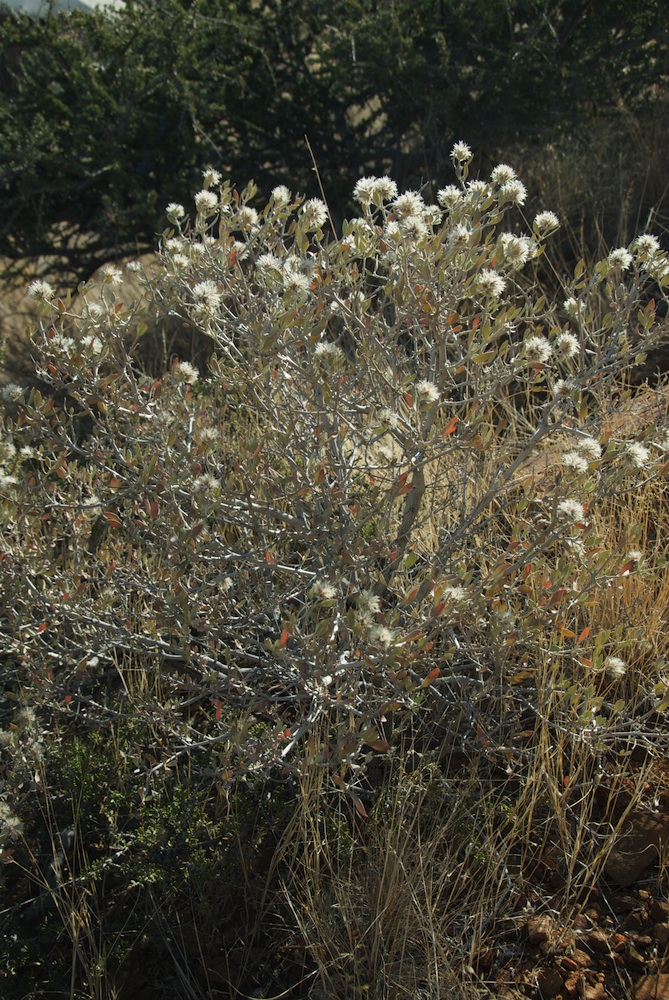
562, 970, 583, 997
586, 928, 611, 954
612, 933, 627, 951
570, 947, 593, 967
527, 913, 554, 944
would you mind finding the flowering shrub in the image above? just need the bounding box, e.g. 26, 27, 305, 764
2, 143, 669, 820
3, 142, 669, 999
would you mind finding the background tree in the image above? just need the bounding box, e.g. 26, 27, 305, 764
0, 0, 667, 287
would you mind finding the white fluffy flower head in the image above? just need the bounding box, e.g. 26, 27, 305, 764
202, 167, 222, 188
554, 331, 579, 359
194, 190, 218, 215
437, 185, 462, 209
634, 233, 661, 255
353, 177, 377, 204
300, 198, 328, 229
557, 499, 585, 522
604, 656, 626, 680
477, 269, 506, 298
499, 179, 527, 206
192, 280, 222, 318
575, 437, 602, 461
608, 247, 633, 271
562, 451, 589, 475
271, 184, 292, 205
392, 191, 425, 217
524, 335, 552, 364
28, 280, 54, 300
625, 441, 650, 468
501, 233, 534, 268
173, 361, 199, 385
416, 380, 440, 403
450, 141, 473, 163
237, 206, 259, 229
166, 202, 186, 221
533, 211, 560, 234
490, 163, 517, 185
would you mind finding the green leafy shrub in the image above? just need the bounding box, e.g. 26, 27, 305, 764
1, 0, 667, 285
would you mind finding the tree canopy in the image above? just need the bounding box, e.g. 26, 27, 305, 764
0, 0, 667, 284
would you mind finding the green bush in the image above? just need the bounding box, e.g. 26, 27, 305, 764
1, 0, 667, 285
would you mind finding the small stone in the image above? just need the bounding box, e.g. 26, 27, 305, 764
605, 811, 669, 886
654, 922, 669, 946
586, 928, 611, 954
570, 947, 592, 967
527, 913, 554, 944
650, 900, 669, 922
625, 939, 648, 970
582, 986, 607, 1000
535, 967, 563, 998
562, 970, 582, 998
635, 934, 654, 949
620, 910, 648, 933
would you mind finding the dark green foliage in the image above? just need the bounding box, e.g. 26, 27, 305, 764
0, 0, 667, 286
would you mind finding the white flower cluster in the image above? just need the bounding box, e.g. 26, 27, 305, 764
500, 233, 536, 268
524, 335, 551, 364
553, 331, 579, 359
625, 441, 650, 469
477, 269, 506, 299
256, 252, 315, 297
562, 436, 601, 474
353, 176, 399, 206
27, 279, 54, 300
556, 498, 585, 522
300, 198, 328, 230
192, 279, 222, 320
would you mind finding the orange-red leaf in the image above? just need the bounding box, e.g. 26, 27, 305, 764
104, 511, 122, 528
577, 626, 591, 643
442, 416, 459, 437
421, 667, 440, 687
352, 795, 368, 819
